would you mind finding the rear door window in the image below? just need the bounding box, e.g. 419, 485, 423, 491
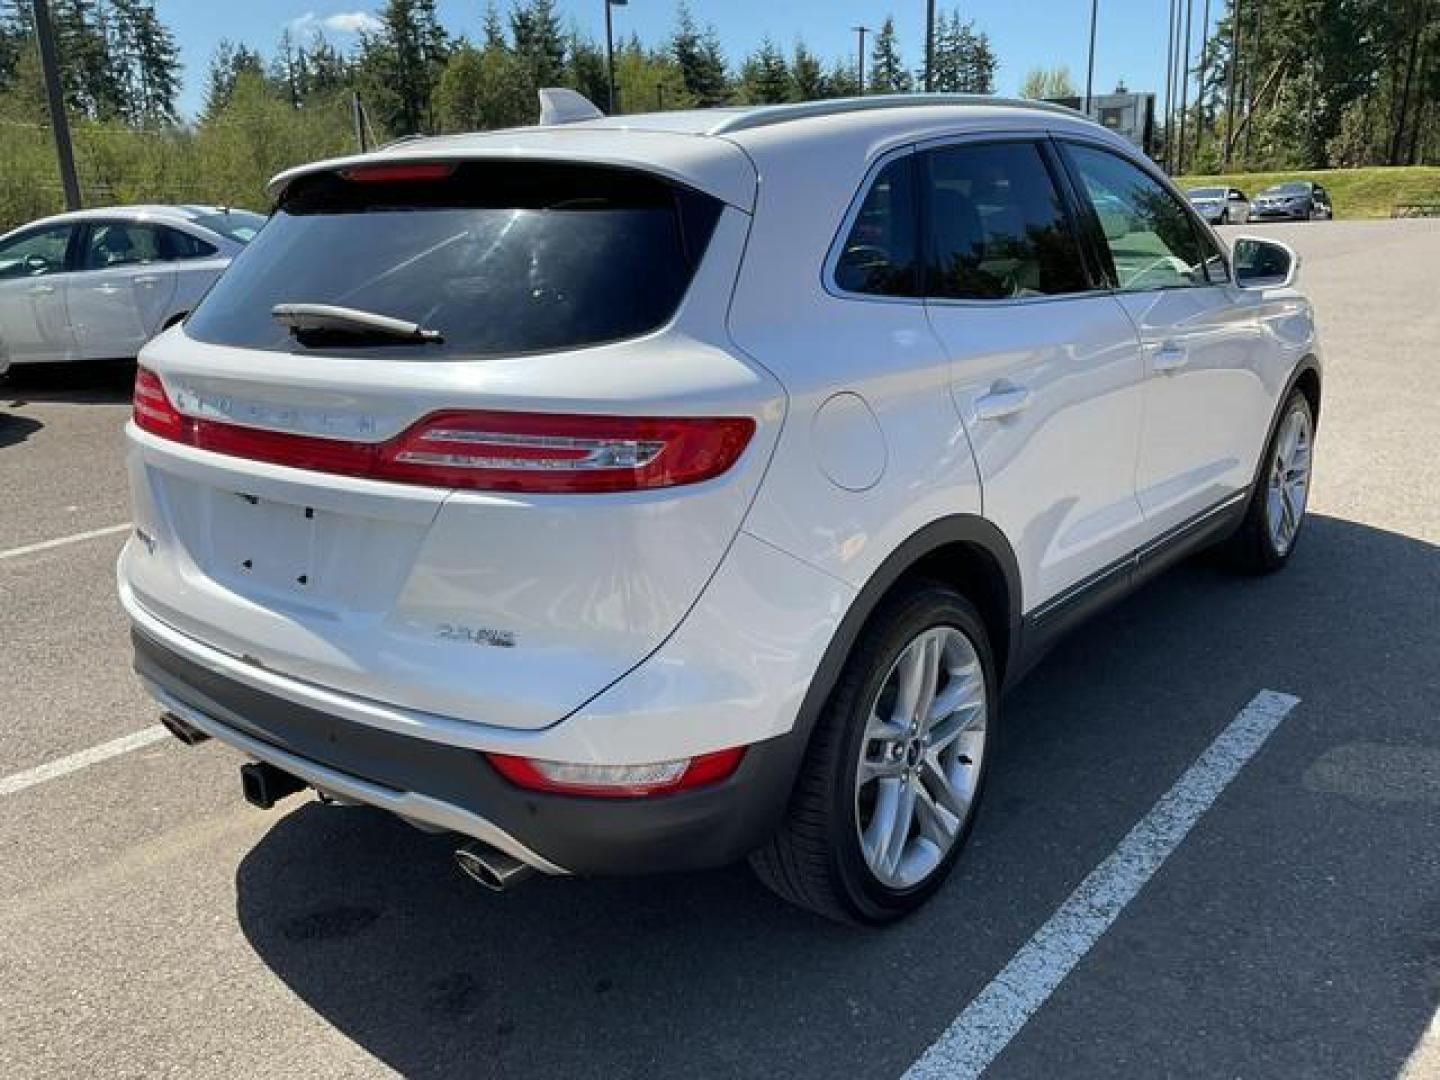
922, 141, 1090, 300
184, 162, 722, 357
832, 155, 920, 297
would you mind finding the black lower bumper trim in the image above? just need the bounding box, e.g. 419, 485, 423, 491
132, 628, 806, 875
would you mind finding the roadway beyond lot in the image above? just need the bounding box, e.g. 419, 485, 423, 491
1, 220, 1437, 1079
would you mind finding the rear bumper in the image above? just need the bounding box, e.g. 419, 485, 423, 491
132, 627, 807, 876
1248, 207, 1308, 220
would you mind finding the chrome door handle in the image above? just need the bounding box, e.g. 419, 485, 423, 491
95, 284, 124, 295
975, 384, 1033, 421
1153, 343, 1189, 372
134, 275, 159, 287
26, 283, 54, 295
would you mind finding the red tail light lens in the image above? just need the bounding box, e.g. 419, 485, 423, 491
132, 366, 185, 440
130, 368, 754, 493
486, 748, 745, 798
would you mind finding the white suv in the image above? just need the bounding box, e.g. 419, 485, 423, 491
121, 96, 1320, 924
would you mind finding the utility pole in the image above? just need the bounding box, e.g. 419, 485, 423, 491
351, 92, 368, 152
1084, 0, 1099, 114
1223, 0, 1241, 169
1177, 0, 1193, 174
604, 0, 627, 115
656, 82, 664, 111
924, 0, 936, 92
1163, 0, 1177, 168
1194, 0, 1210, 166
853, 25, 870, 95
31, 0, 80, 211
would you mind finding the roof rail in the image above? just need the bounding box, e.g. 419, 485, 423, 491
705, 94, 1089, 135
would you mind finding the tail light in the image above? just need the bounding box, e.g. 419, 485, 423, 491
132, 368, 754, 493
486, 748, 745, 798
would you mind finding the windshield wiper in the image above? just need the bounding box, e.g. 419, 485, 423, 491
272, 303, 443, 345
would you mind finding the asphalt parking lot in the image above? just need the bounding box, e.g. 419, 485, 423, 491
2, 219, 1437, 1079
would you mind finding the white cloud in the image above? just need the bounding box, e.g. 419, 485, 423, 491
287, 10, 383, 38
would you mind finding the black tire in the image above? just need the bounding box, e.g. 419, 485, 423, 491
1224, 389, 1315, 574
749, 582, 997, 925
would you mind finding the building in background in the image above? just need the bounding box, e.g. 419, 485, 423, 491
1047, 84, 1157, 159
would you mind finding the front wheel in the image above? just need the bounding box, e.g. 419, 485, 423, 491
750, 584, 995, 924
1225, 390, 1315, 573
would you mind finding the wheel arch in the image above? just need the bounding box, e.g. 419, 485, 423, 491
791, 515, 1023, 748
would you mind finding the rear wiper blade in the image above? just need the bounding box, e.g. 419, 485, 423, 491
272, 303, 443, 345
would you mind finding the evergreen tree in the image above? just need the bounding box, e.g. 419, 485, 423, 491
670, 3, 728, 106
202, 39, 265, 121
868, 16, 910, 94
823, 57, 859, 98
356, 0, 449, 137
791, 40, 824, 101
565, 27, 607, 108
509, 0, 564, 88
738, 37, 789, 104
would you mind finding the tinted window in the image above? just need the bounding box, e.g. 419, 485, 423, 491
80, 222, 166, 270
1064, 144, 1210, 291
186, 162, 722, 358
158, 227, 218, 260
0, 224, 72, 278
192, 210, 267, 244
833, 156, 919, 297
924, 142, 1089, 300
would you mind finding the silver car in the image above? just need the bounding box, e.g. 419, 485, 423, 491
0, 204, 264, 370
1186, 185, 1251, 225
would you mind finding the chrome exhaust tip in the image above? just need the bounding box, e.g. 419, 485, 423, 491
454, 841, 536, 892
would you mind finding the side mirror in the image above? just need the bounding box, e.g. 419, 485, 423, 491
1232, 236, 1300, 289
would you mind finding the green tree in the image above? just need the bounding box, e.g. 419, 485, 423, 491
202, 40, 265, 121
670, 2, 728, 106
791, 40, 824, 101
738, 37, 789, 104
509, 0, 565, 87
868, 16, 910, 94
356, 0, 449, 138
1019, 64, 1076, 99
436, 41, 534, 131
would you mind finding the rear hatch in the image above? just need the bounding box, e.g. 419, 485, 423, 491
121, 154, 780, 731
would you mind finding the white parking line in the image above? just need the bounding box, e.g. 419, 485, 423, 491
0, 522, 132, 562
904, 689, 1301, 1080
0, 726, 168, 796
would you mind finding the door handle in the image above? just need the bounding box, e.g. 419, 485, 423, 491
95, 284, 124, 295
134, 275, 159, 287
974, 384, 1033, 421
26, 283, 54, 296
1152, 343, 1189, 373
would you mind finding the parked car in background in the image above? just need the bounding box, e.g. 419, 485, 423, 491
1186, 185, 1251, 224
1248, 181, 1334, 221
0, 205, 264, 368
122, 94, 1320, 925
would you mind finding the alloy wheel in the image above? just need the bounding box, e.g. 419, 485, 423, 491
1265, 404, 1313, 556
854, 626, 987, 889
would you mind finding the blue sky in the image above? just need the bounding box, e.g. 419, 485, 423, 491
156, 0, 1220, 119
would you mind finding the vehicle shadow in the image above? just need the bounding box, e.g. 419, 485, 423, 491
0, 409, 41, 448
1, 359, 135, 405
234, 513, 1439, 1080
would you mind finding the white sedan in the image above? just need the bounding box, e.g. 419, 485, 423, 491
0, 204, 264, 372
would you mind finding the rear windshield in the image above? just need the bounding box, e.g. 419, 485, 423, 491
184, 162, 722, 357
192, 209, 267, 243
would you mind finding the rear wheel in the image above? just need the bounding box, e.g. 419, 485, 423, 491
750, 584, 994, 924
1225, 390, 1314, 573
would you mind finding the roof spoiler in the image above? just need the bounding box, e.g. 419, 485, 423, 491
538, 88, 604, 126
